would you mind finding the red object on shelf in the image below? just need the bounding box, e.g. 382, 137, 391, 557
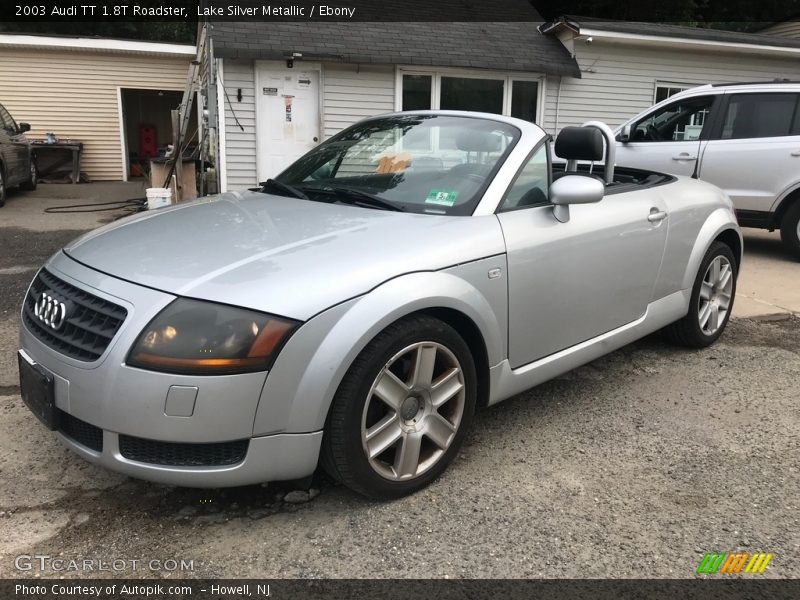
138, 125, 157, 158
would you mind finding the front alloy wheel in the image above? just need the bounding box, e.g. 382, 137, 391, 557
322, 315, 477, 499
362, 341, 466, 481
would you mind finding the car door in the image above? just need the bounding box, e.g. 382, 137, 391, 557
496, 144, 669, 368
616, 94, 719, 177
0, 103, 27, 186
698, 91, 800, 213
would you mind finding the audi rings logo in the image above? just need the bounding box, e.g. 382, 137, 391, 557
34, 292, 68, 331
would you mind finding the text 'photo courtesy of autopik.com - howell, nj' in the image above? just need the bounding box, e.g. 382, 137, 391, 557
1, 0, 800, 599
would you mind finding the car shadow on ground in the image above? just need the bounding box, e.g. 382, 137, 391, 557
741, 230, 792, 261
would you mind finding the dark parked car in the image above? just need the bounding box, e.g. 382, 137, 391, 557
0, 101, 36, 206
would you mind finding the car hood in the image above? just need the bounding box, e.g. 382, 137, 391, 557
63, 191, 505, 320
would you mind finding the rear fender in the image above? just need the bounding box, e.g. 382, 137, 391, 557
681, 207, 742, 291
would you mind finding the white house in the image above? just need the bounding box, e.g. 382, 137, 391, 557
204, 16, 800, 191
201, 5, 578, 191
540, 17, 800, 132
0, 34, 195, 181
757, 20, 800, 38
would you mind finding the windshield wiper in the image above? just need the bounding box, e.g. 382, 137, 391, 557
322, 186, 403, 212
259, 178, 310, 200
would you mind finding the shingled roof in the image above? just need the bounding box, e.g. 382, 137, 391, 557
209, 20, 581, 78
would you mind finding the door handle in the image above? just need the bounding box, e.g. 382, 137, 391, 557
791, 150, 800, 156
648, 209, 668, 223
672, 153, 697, 161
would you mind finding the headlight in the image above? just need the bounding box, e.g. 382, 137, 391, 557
127, 299, 298, 375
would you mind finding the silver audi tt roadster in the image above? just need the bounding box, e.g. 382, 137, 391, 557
19, 112, 741, 498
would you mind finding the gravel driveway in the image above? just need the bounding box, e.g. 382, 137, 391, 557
1, 185, 798, 579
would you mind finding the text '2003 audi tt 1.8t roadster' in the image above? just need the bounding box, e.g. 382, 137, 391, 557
19, 112, 741, 498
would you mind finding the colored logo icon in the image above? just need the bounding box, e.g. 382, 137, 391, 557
696, 552, 773, 574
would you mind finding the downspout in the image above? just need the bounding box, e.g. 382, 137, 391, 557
554, 74, 562, 133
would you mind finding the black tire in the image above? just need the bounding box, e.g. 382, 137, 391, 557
664, 241, 737, 348
780, 201, 800, 260
0, 167, 6, 208
20, 159, 37, 191
321, 314, 477, 499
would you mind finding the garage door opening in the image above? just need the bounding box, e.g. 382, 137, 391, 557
120, 88, 196, 181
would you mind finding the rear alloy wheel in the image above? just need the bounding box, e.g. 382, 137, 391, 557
20, 160, 37, 191
780, 201, 800, 260
0, 168, 6, 207
665, 241, 737, 348
321, 315, 477, 499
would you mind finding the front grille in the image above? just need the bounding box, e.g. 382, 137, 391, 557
59, 411, 104, 452
23, 269, 128, 361
118, 436, 249, 467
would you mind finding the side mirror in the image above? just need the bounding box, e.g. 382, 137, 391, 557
18, 122, 31, 134
617, 124, 632, 143
550, 175, 605, 223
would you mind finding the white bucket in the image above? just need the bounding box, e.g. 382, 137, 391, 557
145, 187, 173, 210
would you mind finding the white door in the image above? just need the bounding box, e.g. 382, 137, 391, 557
256, 63, 320, 182
615, 94, 716, 178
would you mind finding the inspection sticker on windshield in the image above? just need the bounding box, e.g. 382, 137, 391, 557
425, 190, 458, 206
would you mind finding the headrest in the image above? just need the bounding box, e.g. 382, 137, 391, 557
456, 130, 502, 153
554, 126, 604, 161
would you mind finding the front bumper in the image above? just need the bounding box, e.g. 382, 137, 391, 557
58, 424, 322, 488
18, 252, 323, 487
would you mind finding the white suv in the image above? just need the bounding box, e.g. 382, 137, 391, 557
615, 82, 800, 259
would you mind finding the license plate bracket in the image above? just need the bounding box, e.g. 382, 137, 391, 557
18, 351, 58, 430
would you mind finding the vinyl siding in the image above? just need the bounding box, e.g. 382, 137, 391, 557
544, 41, 800, 133
0, 47, 190, 181
322, 63, 395, 138
220, 60, 395, 189
759, 22, 800, 38
541, 75, 561, 134
220, 59, 257, 190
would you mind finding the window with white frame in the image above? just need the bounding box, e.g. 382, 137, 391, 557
653, 83, 708, 136
655, 83, 692, 104
400, 70, 541, 123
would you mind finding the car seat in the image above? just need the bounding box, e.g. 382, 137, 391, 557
553, 126, 606, 183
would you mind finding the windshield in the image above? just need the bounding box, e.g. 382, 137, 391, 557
273, 114, 520, 215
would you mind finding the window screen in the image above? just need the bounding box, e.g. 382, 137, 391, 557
655, 85, 690, 104
510, 81, 539, 123
402, 75, 432, 111
440, 77, 504, 114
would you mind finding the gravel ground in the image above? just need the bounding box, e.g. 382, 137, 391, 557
1, 189, 798, 579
